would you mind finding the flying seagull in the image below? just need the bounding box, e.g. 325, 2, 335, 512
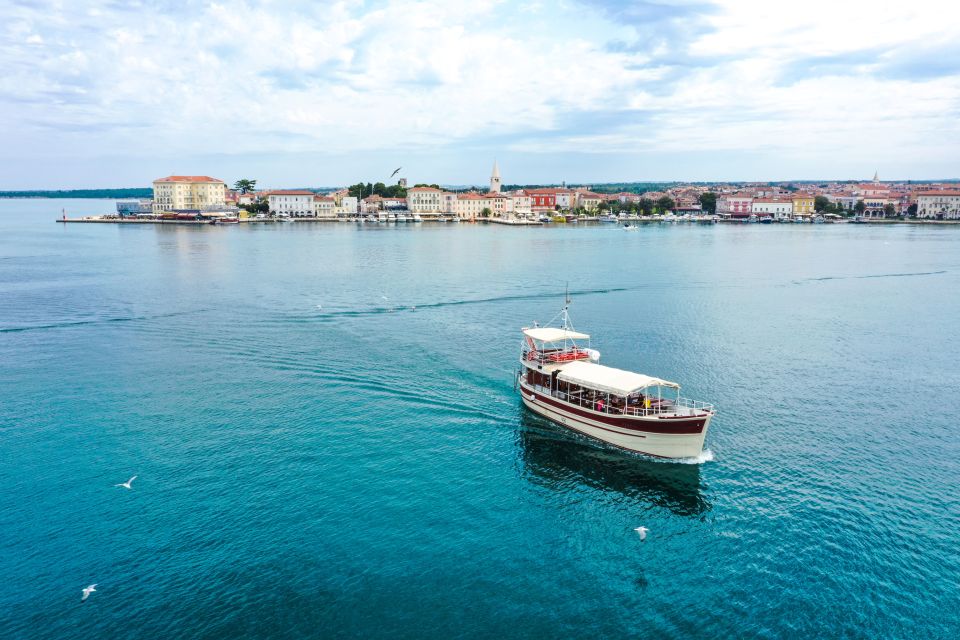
390, 167, 402, 179
81, 584, 97, 602
114, 475, 137, 490
634, 526, 649, 541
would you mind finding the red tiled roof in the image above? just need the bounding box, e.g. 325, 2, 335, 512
408, 187, 441, 192
269, 190, 315, 196
154, 175, 224, 183
917, 190, 960, 196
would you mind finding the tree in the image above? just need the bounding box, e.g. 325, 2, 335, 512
908, 202, 918, 217
234, 178, 256, 194
698, 192, 717, 214
481, 207, 492, 218
656, 196, 675, 213
883, 203, 896, 218
638, 198, 654, 216
854, 199, 865, 214
814, 195, 830, 212
413, 183, 441, 189
597, 201, 610, 212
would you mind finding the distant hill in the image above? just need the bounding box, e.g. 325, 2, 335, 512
0, 189, 153, 199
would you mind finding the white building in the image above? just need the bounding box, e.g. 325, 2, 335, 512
751, 199, 793, 219
407, 187, 443, 216
337, 196, 358, 217
152, 175, 227, 213
916, 190, 960, 219
511, 193, 532, 216
268, 190, 315, 217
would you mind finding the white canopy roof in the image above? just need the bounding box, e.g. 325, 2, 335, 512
523, 327, 590, 343
556, 360, 679, 395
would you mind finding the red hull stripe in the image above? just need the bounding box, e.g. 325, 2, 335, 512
525, 387, 705, 435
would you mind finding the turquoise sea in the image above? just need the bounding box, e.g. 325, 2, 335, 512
1, 199, 958, 639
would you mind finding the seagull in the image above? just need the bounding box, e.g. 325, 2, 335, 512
410, 306, 416, 311
381, 295, 389, 301
315, 304, 323, 310
114, 475, 137, 490
634, 526, 649, 541
390, 167, 402, 178
81, 584, 97, 602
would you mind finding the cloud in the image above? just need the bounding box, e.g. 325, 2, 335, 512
0, 0, 958, 188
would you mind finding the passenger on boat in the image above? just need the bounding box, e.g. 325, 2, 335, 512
595, 398, 604, 412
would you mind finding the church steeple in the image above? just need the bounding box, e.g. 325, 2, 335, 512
490, 160, 501, 193
873, 170, 879, 184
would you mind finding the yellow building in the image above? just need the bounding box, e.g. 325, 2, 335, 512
152, 175, 227, 213
792, 194, 815, 217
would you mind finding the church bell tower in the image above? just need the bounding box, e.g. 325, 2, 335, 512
490, 160, 502, 193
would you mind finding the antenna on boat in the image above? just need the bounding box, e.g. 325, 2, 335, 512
562, 282, 572, 330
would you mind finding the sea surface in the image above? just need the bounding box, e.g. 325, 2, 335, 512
1, 199, 958, 639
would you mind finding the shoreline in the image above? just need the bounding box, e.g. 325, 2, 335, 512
54, 216, 960, 226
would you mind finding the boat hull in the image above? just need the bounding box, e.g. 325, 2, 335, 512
519, 383, 711, 459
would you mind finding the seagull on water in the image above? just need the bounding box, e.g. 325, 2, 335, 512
634, 526, 649, 541
114, 475, 137, 490
81, 584, 97, 602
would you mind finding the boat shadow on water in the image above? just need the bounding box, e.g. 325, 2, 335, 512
515, 412, 711, 517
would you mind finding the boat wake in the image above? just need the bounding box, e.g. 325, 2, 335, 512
665, 449, 715, 465
801, 270, 946, 283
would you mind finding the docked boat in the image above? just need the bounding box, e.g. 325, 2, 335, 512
516, 301, 714, 458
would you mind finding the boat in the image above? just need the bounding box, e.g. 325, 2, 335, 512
516, 298, 715, 458
813, 215, 825, 224
759, 215, 773, 224
413, 214, 423, 222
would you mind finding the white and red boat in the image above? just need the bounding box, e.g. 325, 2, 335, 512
517, 301, 715, 459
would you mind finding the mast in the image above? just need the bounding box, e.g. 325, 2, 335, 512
561, 283, 572, 330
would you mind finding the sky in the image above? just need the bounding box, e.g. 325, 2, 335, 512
1, 0, 959, 189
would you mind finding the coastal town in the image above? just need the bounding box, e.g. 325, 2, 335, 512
84, 163, 960, 225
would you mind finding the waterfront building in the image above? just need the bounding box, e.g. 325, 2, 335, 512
406, 186, 443, 216
915, 191, 960, 219
511, 192, 532, 217
554, 189, 575, 211
441, 192, 458, 214
484, 192, 510, 217
152, 175, 227, 214
792, 194, 815, 218
382, 197, 407, 210
829, 192, 858, 212
452, 192, 488, 220
268, 190, 315, 217
576, 192, 602, 212
716, 194, 754, 219
490, 160, 502, 193
337, 196, 358, 216
116, 199, 153, 217
752, 199, 793, 220
314, 195, 336, 218
527, 189, 558, 213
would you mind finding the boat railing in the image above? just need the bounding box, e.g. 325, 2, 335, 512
522, 374, 714, 417
521, 347, 590, 366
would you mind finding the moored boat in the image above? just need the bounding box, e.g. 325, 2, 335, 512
516, 300, 714, 458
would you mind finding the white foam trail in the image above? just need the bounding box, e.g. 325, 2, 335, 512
669, 449, 715, 465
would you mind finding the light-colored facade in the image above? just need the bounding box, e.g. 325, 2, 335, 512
337, 196, 358, 216
314, 196, 336, 218
751, 199, 793, 219
915, 191, 960, 219
555, 189, 575, 210
490, 160, 502, 193
268, 190, 315, 216
717, 195, 753, 218
511, 193, 532, 216
576, 192, 602, 212
452, 193, 488, 220
152, 176, 227, 213
407, 187, 443, 214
